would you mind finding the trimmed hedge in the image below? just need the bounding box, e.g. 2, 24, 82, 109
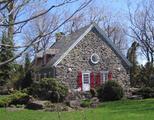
98, 80, 124, 101
0, 91, 28, 107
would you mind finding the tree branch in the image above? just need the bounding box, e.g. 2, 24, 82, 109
0, 0, 93, 66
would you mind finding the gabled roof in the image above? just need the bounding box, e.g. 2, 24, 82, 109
46, 23, 131, 68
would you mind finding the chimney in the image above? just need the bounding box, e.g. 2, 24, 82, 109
55, 32, 65, 41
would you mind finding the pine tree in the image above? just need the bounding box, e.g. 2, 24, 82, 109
127, 41, 140, 86
0, 33, 14, 86
20, 53, 32, 89
24, 53, 31, 73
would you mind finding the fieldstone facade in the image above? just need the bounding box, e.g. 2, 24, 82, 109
55, 28, 130, 93
33, 24, 131, 95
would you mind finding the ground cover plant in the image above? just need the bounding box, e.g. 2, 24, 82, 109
0, 91, 28, 107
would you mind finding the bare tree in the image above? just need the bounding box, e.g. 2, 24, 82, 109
0, 0, 93, 66
103, 22, 128, 53
63, 12, 85, 33
24, 12, 59, 54
128, 0, 154, 64
63, 5, 128, 53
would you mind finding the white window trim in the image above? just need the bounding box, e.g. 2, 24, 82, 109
53, 24, 93, 66
82, 71, 91, 91
100, 71, 109, 83
82, 71, 91, 83
90, 53, 100, 64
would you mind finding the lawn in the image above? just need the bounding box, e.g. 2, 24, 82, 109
0, 99, 154, 120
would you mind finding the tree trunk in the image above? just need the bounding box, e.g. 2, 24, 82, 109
7, 0, 14, 41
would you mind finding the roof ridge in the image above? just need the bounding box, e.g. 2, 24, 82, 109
45, 23, 131, 68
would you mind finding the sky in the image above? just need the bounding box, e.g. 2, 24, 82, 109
94, 0, 146, 65
14, 0, 146, 65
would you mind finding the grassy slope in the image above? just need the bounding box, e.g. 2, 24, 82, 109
0, 99, 154, 120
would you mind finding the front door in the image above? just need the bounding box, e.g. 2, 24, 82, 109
82, 73, 90, 91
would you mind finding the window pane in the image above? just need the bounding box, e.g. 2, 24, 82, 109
104, 73, 108, 82
83, 74, 89, 84
101, 71, 109, 83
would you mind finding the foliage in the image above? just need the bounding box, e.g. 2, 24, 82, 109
90, 88, 97, 97
20, 71, 33, 89
13, 65, 25, 89
29, 78, 68, 102
24, 53, 31, 73
126, 41, 154, 88
80, 99, 92, 108
5, 64, 26, 89
20, 53, 33, 89
97, 81, 124, 101
127, 41, 140, 87
0, 33, 14, 86
0, 91, 28, 107
126, 45, 154, 87
136, 87, 154, 99
14, 53, 33, 89
133, 63, 154, 87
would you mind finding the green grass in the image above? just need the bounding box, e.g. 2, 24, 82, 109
0, 99, 154, 120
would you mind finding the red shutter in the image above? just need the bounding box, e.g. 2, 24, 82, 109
77, 71, 82, 90
90, 72, 95, 88
96, 72, 101, 86
108, 71, 112, 80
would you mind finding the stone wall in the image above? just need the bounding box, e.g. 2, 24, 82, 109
56, 28, 130, 93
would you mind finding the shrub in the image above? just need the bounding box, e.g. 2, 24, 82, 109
80, 99, 92, 108
137, 87, 154, 98
20, 71, 33, 89
29, 78, 68, 103
90, 88, 97, 97
97, 81, 124, 101
0, 91, 28, 107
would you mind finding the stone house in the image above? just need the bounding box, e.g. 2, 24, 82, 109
33, 23, 131, 93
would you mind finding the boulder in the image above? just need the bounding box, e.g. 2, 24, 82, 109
127, 95, 143, 100
26, 100, 46, 110
91, 97, 99, 103
44, 103, 74, 112
68, 100, 80, 108
11, 96, 30, 105
90, 97, 99, 108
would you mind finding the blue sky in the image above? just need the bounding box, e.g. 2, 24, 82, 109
15, 0, 146, 64
94, 0, 146, 65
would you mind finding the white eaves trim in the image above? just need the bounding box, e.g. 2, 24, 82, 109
53, 24, 93, 66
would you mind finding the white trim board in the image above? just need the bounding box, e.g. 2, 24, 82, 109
52, 23, 131, 67
53, 24, 93, 66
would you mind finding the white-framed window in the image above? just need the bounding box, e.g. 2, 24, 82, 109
100, 71, 109, 83
90, 53, 100, 64
82, 71, 91, 91
82, 72, 90, 84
